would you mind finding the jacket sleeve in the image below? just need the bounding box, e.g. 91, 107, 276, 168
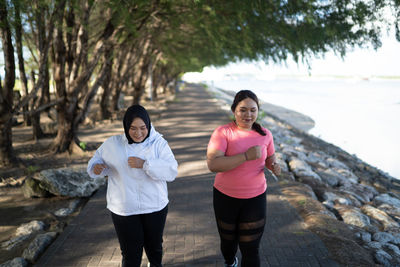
142, 139, 178, 182
87, 142, 110, 179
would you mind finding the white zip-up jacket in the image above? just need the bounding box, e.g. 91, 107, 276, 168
87, 126, 177, 216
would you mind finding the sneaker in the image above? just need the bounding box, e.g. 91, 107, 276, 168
147, 263, 150, 267
225, 256, 238, 267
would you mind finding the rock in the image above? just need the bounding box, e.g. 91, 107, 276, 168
21, 177, 50, 198
15, 220, 46, 237
373, 232, 395, 244
33, 167, 106, 197
374, 193, 400, 207
0, 234, 31, 251
374, 250, 392, 266
54, 199, 83, 217
304, 151, 329, 168
288, 157, 321, 181
340, 183, 378, 204
361, 205, 399, 232
322, 191, 352, 206
315, 168, 341, 187
337, 191, 363, 207
335, 168, 359, 184
0, 257, 28, 267
335, 205, 371, 229
54, 208, 73, 217
383, 243, 400, 258
389, 233, 400, 245
356, 231, 372, 243
22, 232, 57, 263
378, 204, 400, 222
281, 146, 307, 160
326, 157, 349, 169
366, 241, 382, 249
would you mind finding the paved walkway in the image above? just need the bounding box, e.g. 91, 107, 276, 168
35, 84, 338, 267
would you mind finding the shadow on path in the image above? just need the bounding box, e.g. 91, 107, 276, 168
35, 84, 338, 267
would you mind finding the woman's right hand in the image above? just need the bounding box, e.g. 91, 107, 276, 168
245, 145, 261, 161
93, 163, 107, 175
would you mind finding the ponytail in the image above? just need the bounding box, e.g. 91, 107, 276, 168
252, 122, 266, 136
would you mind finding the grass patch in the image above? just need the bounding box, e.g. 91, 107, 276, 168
293, 231, 306, 236
298, 199, 307, 205
25, 165, 39, 175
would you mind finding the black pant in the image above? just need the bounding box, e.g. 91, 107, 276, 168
111, 205, 168, 267
213, 187, 266, 267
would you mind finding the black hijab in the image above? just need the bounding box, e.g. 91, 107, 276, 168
123, 105, 151, 144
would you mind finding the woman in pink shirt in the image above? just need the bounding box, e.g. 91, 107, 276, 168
207, 90, 281, 267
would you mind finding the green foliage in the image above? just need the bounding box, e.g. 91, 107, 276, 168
256, 110, 267, 124
79, 141, 87, 150
25, 165, 39, 175
298, 199, 307, 206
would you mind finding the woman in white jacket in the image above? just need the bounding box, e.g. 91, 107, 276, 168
87, 105, 178, 267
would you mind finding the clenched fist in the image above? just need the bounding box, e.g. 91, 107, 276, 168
271, 162, 281, 176
245, 145, 262, 161
128, 156, 145, 168
93, 163, 107, 175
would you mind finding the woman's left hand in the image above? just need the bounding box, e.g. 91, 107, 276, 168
271, 162, 281, 176
266, 154, 281, 176
128, 156, 145, 168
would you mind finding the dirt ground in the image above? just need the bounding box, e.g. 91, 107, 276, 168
0, 122, 107, 263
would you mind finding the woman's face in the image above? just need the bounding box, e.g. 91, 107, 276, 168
129, 118, 148, 143
234, 97, 258, 130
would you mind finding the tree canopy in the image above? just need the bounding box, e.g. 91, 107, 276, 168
1, 0, 399, 165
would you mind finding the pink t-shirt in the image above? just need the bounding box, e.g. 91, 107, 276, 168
207, 122, 275, 199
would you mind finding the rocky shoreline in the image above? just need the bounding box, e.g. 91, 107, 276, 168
208, 85, 400, 266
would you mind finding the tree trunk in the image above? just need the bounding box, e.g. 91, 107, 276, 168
51, 5, 115, 153
111, 46, 137, 111
0, 1, 17, 166
100, 45, 113, 120
52, 112, 76, 153
14, 1, 30, 126
132, 61, 149, 105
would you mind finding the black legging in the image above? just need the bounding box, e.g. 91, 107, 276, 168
213, 187, 266, 267
111, 205, 168, 267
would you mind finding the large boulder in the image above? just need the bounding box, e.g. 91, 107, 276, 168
32, 167, 106, 197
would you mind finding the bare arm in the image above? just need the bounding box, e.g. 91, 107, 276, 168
207, 146, 262, 173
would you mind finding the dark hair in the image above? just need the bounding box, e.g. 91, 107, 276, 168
231, 90, 266, 136
123, 105, 151, 144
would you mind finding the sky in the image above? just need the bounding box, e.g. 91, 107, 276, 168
184, 33, 400, 81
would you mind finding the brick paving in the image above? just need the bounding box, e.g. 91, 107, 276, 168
35, 84, 338, 267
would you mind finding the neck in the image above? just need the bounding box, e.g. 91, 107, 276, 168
234, 121, 252, 131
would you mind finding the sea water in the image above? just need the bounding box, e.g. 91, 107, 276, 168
207, 77, 400, 179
